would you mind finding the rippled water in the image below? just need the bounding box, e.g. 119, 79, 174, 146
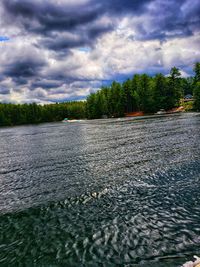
0, 113, 200, 266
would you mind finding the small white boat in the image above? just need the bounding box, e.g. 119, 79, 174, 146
62, 118, 82, 123
155, 109, 166, 115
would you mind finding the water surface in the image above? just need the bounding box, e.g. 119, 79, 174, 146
0, 113, 200, 266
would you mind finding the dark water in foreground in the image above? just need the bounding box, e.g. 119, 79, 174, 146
0, 113, 200, 267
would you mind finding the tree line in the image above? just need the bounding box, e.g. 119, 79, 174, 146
86, 63, 200, 119
0, 63, 200, 126
0, 102, 86, 126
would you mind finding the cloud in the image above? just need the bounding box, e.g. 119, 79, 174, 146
2, 0, 102, 34
3, 58, 45, 80
0, 87, 10, 95
0, 0, 200, 103
32, 79, 63, 90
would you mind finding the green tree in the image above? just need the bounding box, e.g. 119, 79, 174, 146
166, 67, 182, 109
87, 93, 97, 119
181, 77, 194, 95
137, 74, 153, 112
109, 81, 125, 117
131, 74, 141, 111
194, 62, 200, 83
153, 73, 168, 111
193, 82, 200, 111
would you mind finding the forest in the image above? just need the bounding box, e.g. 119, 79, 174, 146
0, 102, 86, 126
0, 63, 200, 126
86, 63, 200, 119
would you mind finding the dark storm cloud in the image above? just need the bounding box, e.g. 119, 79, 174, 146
3, 56, 46, 85
182, 0, 200, 29
99, 0, 153, 14
139, 0, 200, 41
1, 0, 200, 103
2, 0, 152, 39
88, 24, 114, 39
30, 75, 81, 91
3, 0, 152, 28
32, 80, 63, 89
40, 34, 88, 51
2, 0, 116, 57
134, 24, 193, 42
3, 0, 200, 43
40, 24, 113, 51
2, 0, 102, 34
0, 88, 10, 95
118, 0, 200, 42
12, 77, 29, 86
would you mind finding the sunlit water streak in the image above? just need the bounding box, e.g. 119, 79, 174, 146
0, 113, 200, 266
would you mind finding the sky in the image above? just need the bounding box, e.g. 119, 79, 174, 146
0, 0, 200, 103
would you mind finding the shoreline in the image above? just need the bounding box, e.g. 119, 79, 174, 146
0, 111, 199, 129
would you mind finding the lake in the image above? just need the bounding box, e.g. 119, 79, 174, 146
0, 113, 200, 266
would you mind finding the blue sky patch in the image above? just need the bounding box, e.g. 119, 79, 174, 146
78, 47, 91, 53
0, 36, 10, 42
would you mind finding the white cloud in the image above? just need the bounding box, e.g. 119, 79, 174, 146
0, 0, 199, 103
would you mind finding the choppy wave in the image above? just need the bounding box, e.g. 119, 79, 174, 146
0, 113, 200, 266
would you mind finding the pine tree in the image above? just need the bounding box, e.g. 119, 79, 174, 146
193, 82, 200, 111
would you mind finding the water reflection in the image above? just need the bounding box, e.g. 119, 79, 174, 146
0, 122, 92, 213
0, 113, 200, 266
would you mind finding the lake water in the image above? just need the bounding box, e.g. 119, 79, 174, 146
0, 113, 200, 266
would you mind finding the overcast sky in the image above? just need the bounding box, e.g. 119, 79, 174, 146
0, 0, 200, 103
